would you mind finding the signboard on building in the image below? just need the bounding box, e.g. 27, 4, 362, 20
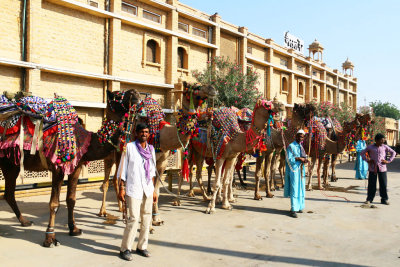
284, 31, 304, 54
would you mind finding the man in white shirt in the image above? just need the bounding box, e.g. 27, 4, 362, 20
118, 123, 157, 261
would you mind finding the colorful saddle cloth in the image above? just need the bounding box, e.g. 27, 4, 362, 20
130, 97, 165, 151
192, 107, 241, 160
0, 94, 90, 175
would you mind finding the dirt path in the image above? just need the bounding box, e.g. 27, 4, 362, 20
1, 158, 399, 267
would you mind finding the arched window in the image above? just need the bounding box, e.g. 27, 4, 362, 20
349, 96, 352, 107
328, 90, 332, 102
313, 85, 318, 99
298, 82, 304, 96
177, 47, 187, 69
146, 39, 158, 63
281, 77, 288, 93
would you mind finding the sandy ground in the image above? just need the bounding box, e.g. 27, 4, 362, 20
0, 158, 399, 267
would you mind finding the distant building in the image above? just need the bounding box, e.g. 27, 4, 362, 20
383, 117, 399, 147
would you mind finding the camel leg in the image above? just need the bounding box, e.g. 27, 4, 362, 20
173, 172, 182, 206
67, 166, 83, 236
113, 152, 123, 211
330, 154, 338, 182
270, 150, 280, 190
254, 155, 264, 200
264, 151, 274, 198
1, 161, 32, 226
194, 156, 209, 201
98, 154, 114, 217
188, 162, 196, 197
278, 152, 285, 188
205, 159, 223, 214
322, 156, 330, 186
43, 171, 64, 247
317, 158, 325, 189
222, 159, 235, 209
307, 157, 316, 191
206, 164, 213, 195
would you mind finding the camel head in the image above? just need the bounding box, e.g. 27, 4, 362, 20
105, 89, 141, 122
252, 99, 276, 131
292, 103, 316, 124
182, 81, 217, 112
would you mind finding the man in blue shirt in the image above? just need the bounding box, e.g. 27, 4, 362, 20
284, 129, 308, 218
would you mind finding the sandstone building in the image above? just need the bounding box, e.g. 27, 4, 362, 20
0, 0, 358, 185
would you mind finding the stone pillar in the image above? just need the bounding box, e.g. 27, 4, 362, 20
320, 70, 326, 102
210, 13, 221, 58
166, 1, 179, 108
25, 0, 42, 94
238, 27, 248, 73
265, 39, 274, 100
333, 70, 339, 105
305, 64, 312, 102
287, 55, 295, 104
107, 0, 122, 92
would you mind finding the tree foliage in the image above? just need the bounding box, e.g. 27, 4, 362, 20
315, 101, 356, 125
192, 56, 261, 109
369, 101, 400, 120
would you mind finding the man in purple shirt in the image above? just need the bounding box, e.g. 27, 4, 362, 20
361, 133, 396, 205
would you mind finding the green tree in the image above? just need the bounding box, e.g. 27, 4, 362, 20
192, 56, 261, 109
369, 101, 400, 120
315, 101, 356, 125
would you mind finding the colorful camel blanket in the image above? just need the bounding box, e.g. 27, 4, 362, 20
303, 117, 328, 155
0, 117, 91, 175
130, 97, 165, 152
192, 107, 241, 160
0, 94, 90, 174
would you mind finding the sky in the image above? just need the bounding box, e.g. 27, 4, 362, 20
180, 0, 400, 109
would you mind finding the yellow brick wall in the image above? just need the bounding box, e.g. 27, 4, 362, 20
38, 1, 105, 73
0, 65, 21, 93
252, 63, 265, 96
0, 0, 21, 60
272, 70, 287, 103
188, 43, 208, 81
220, 32, 237, 62
249, 43, 265, 61
37, 72, 104, 103
120, 83, 167, 107
75, 106, 104, 132
339, 91, 345, 103
272, 52, 288, 67
119, 24, 167, 83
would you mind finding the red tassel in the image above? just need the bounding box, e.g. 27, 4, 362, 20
182, 157, 189, 182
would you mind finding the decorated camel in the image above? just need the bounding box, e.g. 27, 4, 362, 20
321, 113, 372, 183
183, 99, 283, 213
0, 89, 140, 247
97, 82, 217, 226
174, 107, 254, 204
253, 103, 316, 200
303, 115, 361, 190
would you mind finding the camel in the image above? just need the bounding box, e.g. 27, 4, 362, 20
253, 103, 316, 200
0, 89, 140, 247
322, 113, 372, 183
174, 108, 253, 204
304, 116, 361, 190
97, 82, 217, 226
184, 99, 283, 213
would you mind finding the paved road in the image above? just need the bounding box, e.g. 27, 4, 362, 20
1, 158, 399, 267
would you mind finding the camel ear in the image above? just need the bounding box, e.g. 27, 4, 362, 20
106, 90, 114, 101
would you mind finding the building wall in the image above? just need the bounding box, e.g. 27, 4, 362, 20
0, 0, 359, 183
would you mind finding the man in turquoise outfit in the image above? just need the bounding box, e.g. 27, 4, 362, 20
354, 139, 368, 179
284, 129, 308, 218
